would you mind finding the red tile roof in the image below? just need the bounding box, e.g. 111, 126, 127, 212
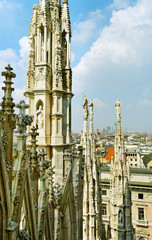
104, 147, 126, 163
105, 147, 114, 162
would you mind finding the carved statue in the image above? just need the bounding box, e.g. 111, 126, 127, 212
115, 99, 121, 120
89, 99, 93, 122
41, 43, 44, 61
118, 210, 123, 224
36, 105, 43, 129
83, 93, 89, 121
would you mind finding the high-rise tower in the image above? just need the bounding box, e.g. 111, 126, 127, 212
110, 99, 134, 240
25, 0, 73, 180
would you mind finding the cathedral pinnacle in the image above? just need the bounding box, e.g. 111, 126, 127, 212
2, 64, 16, 79
1, 64, 16, 123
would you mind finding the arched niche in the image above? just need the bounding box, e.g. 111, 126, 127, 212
62, 30, 67, 67
36, 100, 44, 130
118, 210, 123, 224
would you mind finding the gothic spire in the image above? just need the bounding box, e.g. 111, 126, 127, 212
109, 100, 134, 239
62, 0, 71, 35
114, 99, 125, 165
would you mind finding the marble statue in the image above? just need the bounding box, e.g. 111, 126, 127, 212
115, 99, 121, 119
36, 105, 43, 129
89, 99, 93, 122
83, 93, 89, 121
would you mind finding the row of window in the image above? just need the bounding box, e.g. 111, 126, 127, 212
126, 153, 137, 157
102, 190, 144, 200
130, 163, 138, 167
102, 204, 145, 221
130, 159, 137, 162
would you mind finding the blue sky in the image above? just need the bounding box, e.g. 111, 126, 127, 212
0, 0, 152, 133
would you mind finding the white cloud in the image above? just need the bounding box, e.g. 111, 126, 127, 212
0, 36, 28, 104
111, 0, 130, 9
73, 10, 103, 43
13, 87, 26, 104
139, 99, 152, 105
93, 98, 106, 108
73, 0, 152, 94
0, 49, 19, 68
19, 37, 28, 60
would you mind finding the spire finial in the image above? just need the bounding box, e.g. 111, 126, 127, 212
2, 64, 16, 79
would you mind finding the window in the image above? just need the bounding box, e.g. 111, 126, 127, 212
138, 208, 144, 220
138, 193, 143, 200
102, 204, 107, 215
102, 190, 107, 195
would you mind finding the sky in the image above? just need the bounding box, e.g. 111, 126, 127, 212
0, 0, 152, 133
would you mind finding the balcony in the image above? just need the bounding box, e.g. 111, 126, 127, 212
136, 220, 148, 227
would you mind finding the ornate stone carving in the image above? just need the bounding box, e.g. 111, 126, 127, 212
2, 131, 7, 150
53, 183, 62, 207
1, 65, 16, 125
30, 126, 39, 168
5, 160, 12, 173
16, 100, 33, 134
47, 166, 55, 202
19, 230, 31, 240
18, 172, 24, 190
21, 152, 28, 169
13, 195, 21, 216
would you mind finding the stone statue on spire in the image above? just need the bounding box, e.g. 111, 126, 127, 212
89, 99, 93, 122
89, 99, 94, 134
83, 93, 89, 121
115, 99, 121, 120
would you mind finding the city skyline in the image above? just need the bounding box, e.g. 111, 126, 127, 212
0, 0, 152, 132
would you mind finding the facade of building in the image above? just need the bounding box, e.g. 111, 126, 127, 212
109, 99, 133, 240
101, 167, 152, 239
25, 0, 73, 182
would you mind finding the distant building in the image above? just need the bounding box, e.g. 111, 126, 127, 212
101, 167, 152, 240
125, 145, 145, 168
